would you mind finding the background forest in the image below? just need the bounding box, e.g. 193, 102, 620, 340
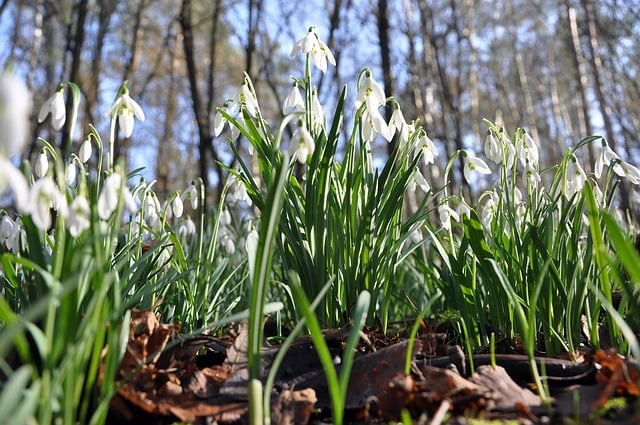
2, 0, 640, 211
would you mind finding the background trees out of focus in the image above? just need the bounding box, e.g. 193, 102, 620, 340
2, 0, 639, 208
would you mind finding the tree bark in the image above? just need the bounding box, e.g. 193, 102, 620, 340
376, 0, 395, 155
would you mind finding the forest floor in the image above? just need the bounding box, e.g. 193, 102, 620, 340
105, 310, 640, 424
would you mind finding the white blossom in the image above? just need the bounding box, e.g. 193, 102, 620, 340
564, 156, 587, 200
171, 194, 184, 218
67, 195, 90, 237
79, 139, 92, 163
283, 83, 305, 115
290, 27, 336, 73
97, 173, 137, 220
29, 177, 66, 231
438, 204, 460, 231
107, 84, 145, 138
463, 152, 492, 183
181, 183, 199, 210
288, 125, 315, 164
38, 87, 66, 130
34, 150, 49, 178
0, 72, 31, 158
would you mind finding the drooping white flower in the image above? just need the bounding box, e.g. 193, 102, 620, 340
290, 27, 336, 73
38, 85, 66, 130
523, 161, 541, 189
67, 195, 90, 237
1, 215, 24, 253
0, 158, 29, 212
29, 177, 66, 231
388, 105, 407, 140
438, 204, 460, 231
178, 216, 197, 240
239, 80, 259, 117
517, 131, 539, 167
0, 71, 31, 158
245, 227, 259, 280
457, 201, 471, 220
79, 138, 92, 163
214, 99, 237, 137
482, 193, 498, 227
415, 134, 438, 166
408, 168, 430, 194
463, 152, 492, 183
361, 107, 392, 142
227, 174, 251, 205
564, 156, 587, 200
356, 71, 386, 110
484, 132, 502, 165
181, 183, 199, 210
622, 162, 640, 185
289, 125, 315, 164
65, 161, 77, 185
594, 143, 625, 179
283, 83, 305, 115
34, 150, 49, 178
107, 83, 145, 138
171, 194, 184, 218
97, 173, 137, 220
310, 89, 325, 128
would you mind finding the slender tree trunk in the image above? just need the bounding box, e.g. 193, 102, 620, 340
565, 0, 594, 166
180, 0, 223, 206
376, 0, 395, 155
85, 0, 117, 127
156, 29, 180, 200
60, 0, 89, 158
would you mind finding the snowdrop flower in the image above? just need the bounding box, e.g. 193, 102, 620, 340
388, 103, 407, 140
408, 168, 430, 194
171, 194, 184, 218
38, 84, 66, 130
67, 195, 90, 237
361, 107, 392, 142
283, 83, 304, 115
79, 138, 92, 163
239, 79, 260, 117
290, 27, 336, 73
484, 132, 502, 165
178, 216, 197, 240
463, 152, 492, 183
523, 161, 541, 189
356, 71, 386, 111
438, 204, 460, 231
457, 201, 471, 220
97, 173, 137, 220
594, 143, 625, 179
143, 191, 162, 229
517, 131, 539, 167
181, 183, 198, 210
34, 150, 49, 178
214, 99, 237, 137
415, 133, 438, 166
245, 227, 259, 280
221, 233, 236, 255
621, 162, 640, 185
227, 174, 251, 205
482, 193, 498, 227
65, 161, 77, 185
310, 89, 325, 128
29, 177, 67, 231
0, 158, 29, 212
1, 215, 24, 253
288, 124, 315, 164
564, 156, 587, 200
220, 209, 232, 226
0, 71, 31, 158
107, 82, 145, 138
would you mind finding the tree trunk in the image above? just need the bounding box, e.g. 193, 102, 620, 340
376, 0, 395, 155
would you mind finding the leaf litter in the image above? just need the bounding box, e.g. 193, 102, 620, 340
106, 310, 640, 424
